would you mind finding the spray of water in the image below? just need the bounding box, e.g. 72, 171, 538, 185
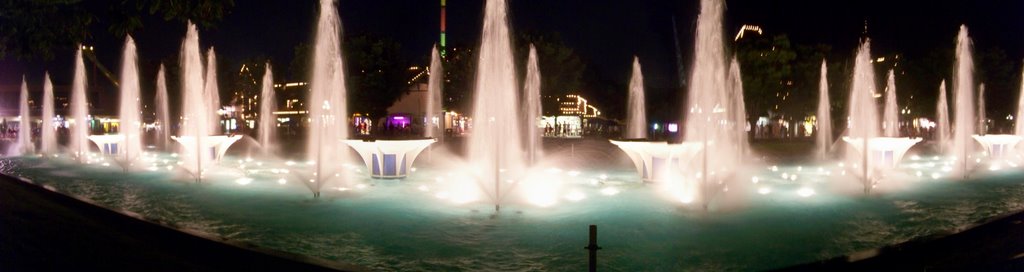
523, 45, 542, 164
15, 77, 34, 156
977, 83, 986, 135
118, 36, 144, 163
467, 0, 523, 208
259, 62, 277, 155
154, 64, 171, 150
936, 81, 951, 153
951, 25, 975, 177
306, 0, 350, 196
882, 70, 899, 137
816, 60, 832, 159
626, 56, 647, 139
425, 45, 444, 141
70, 48, 90, 158
40, 72, 56, 154
204, 48, 222, 134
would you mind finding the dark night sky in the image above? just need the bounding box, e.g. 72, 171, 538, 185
2, 0, 1023, 104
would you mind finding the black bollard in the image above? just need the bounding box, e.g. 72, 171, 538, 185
584, 224, 601, 272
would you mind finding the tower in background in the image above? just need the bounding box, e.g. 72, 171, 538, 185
440, 0, 447, 57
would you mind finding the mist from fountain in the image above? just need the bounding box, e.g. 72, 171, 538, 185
204, 48, 222, 134
680, 0, 740, 208
258, 62, 276, 155
154, 64, 170, 150
70, 48, 90, 158
306, 0, 350, 196
727, 56, 749, 157
40, 73, 56, 155
626, 56, 646, 139
15, 77, 34, 156
425, 45, 444, 141
467, 0, 523, 209
118, 36, 144, 163
1017, 71, 1024, 135
937, 81, 951, 153
523, 45, 542, 164
816, 60, 832, 159
845, 40, 881, 191
952, 25, 975, 177
977, 84, 986, 134
178, 23, 214, 180
883, 70, 899, 137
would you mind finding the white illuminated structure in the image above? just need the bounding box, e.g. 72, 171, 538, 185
972, 134, 1022, 159
87, 135, 127, 155
343, 139, 435, 179
609, 140, 704, 182
170, 135, 243, 162
842, 137, 921, 169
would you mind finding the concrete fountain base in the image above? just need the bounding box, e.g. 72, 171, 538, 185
972, 134, 1022, 159
170, 135, 244, 162
609, 139, 704, 182
87, 135, 127, 155
842, 137, 922, 169
343, 138, 435, 179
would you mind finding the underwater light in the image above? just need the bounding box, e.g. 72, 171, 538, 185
235, 177, 253, 185
600, 187, 620, 196
796, 187, 815, 197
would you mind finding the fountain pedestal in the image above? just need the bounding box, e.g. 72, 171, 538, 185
610, 140, 704, 182
87, 135, 126, 155
972, 134, 1022, 159
343, 139, 435, 179
170, 135, 243, 162
842, 137, 922, 169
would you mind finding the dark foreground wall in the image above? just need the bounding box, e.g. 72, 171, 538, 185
780, 204, 1024, 271
0, 174, 357, 272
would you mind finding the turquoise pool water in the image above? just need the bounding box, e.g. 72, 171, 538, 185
3, 154, 1023, 271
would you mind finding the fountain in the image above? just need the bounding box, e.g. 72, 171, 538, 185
154, 64, 171, 151
425, 45, 444, 142
258, 62, 276, 154
69, 48, 90, 159
972, 71, 1021, 162
306, 0, 349, 197
466, 0, 523, 211
882, 70, 899, 137
40, 73, 57, 155
677, 0, 744, 208
727, 56, 749, 157
14, 77, 34, 156
343, 139, 435, 179
523, 45, 542, 164
978, 84, 986, 134
204, 48, 222, 133
89, 36, 144, 170
936, 81, 951, 153
610, 56, 699, 184
816, 60, 833, 159
625, 56, 646, 139
841, 40, 920, 193
172, 23, 242, 182
1017, 69, 1024, 136
951, 25, 976, 178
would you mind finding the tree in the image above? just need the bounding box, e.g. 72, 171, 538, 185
515, 32, 586, 98
0, 0, 234, 60
735, 34, 797, 119
344, 35, 408, 119
441, 43, 476, 113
